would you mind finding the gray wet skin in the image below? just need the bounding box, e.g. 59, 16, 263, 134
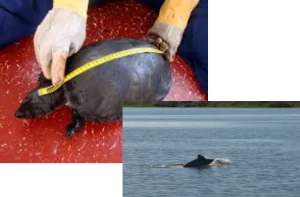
15, 38, 171, 135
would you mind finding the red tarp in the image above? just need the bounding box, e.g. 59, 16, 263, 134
0, 0, 207, 163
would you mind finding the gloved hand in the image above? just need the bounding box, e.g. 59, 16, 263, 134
34, 0, 89, 85
147, 0, 199, 61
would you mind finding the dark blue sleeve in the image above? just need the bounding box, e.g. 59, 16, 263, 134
179, 0, 208, 94
0, 0, 52, 48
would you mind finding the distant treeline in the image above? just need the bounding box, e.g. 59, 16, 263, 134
123, 101, 300, 108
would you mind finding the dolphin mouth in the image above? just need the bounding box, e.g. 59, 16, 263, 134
15, 107, 43, 119
15, 109, 25, 118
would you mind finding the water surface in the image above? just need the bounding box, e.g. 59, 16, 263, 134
123, 108, 300, 197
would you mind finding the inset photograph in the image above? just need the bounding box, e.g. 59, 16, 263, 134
123, 102, 300, 197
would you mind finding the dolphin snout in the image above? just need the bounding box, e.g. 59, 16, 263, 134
15, 109, 25, 118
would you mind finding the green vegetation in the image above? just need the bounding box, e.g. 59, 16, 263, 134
123, 101, 300, 108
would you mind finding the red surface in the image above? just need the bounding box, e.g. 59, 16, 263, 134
0, 0, 207, 163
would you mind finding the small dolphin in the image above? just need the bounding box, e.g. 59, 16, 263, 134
15, 38, 171, 136
152, 155, 231, 168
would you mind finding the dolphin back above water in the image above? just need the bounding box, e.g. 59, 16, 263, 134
184, 155, 214, 167
152, 155, 231, 168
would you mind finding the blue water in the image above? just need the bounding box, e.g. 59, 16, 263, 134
123, 108, 300, 197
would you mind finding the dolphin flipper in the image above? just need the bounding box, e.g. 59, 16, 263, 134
66, 109, 84, 136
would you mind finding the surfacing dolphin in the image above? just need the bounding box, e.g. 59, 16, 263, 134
152, 155, 231, 168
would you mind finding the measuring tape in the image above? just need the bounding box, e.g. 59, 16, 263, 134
38, 47, 163, 96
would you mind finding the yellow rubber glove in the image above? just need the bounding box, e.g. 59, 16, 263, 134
147, 0, 199, 61
34, 0, 89, 85
53, 0, 89, 18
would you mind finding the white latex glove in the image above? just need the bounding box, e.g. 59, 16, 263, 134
34, 8, 86, 85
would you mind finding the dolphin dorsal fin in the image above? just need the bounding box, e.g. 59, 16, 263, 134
198, 155, 206, 160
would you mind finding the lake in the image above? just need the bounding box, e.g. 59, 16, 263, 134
123, 108, 300, 197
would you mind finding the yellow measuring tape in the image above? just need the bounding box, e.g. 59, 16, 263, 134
38, 47, 163, 96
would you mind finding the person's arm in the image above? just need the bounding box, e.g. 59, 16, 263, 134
147, 0, 199, 61
34, 0, 89, 85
